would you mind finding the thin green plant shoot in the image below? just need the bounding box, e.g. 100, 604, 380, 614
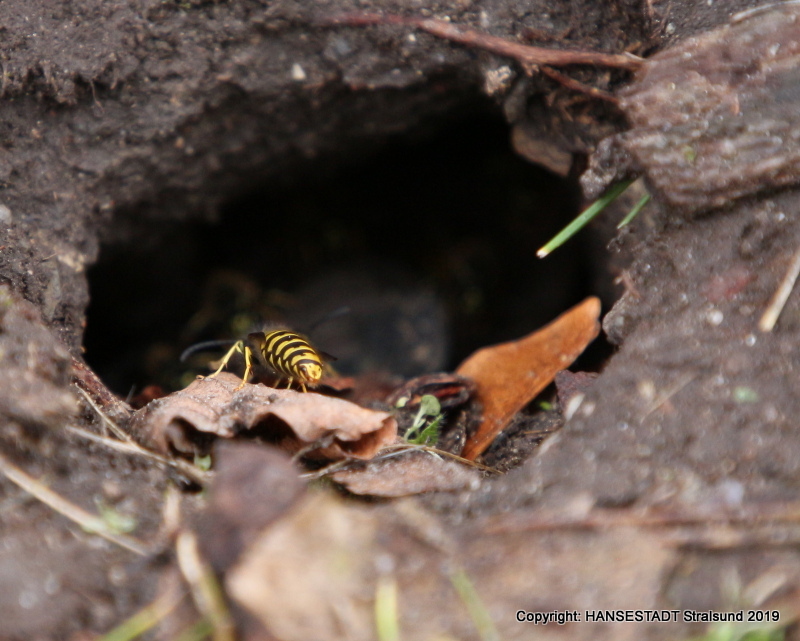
617, 191, 651, 229
404, 394, 443, 447
537, 178, 634, 258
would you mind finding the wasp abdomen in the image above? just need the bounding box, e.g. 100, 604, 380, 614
251, 330, 325, 390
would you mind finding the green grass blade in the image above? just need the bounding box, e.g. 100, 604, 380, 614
449, 568, 500, 641
617, 191, 650, 229
537, 178, 634, 258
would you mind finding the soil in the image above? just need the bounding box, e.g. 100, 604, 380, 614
2, 0, 799, 640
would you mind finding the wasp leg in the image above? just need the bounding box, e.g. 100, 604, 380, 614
206, 341, 244, 379
285, 377, 294, 390
234, 346, 255, 391
299, 382, 308, 393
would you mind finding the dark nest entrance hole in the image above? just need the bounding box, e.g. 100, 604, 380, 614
84, 112, 613, 397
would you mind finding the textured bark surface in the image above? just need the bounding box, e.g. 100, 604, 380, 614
620, 4, 800, 214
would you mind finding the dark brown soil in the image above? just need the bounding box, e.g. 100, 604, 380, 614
2, 1, 799, 640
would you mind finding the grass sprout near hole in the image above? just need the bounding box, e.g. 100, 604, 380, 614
617, 191, 651, 229
537, 178, 635, 258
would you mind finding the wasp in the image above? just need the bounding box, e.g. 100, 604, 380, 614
182, 329, 330, 392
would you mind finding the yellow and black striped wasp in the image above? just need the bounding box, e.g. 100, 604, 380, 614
181, 329, 333, 392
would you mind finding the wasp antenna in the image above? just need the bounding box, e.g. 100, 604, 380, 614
306, 305, 351, 334
180, 339, 237, 362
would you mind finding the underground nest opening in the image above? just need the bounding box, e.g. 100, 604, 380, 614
83, 113, 611, 396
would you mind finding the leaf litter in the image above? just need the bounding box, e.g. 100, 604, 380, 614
128, 297, 601, 499
457, 296, 602, 460
17, 289, 610, 640
130, 372, 397, 461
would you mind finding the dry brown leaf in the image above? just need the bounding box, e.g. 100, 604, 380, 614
456, 297, 601, 460
196, 442, 306, 574
331, 450, 481, 497
130, 372, 397, 461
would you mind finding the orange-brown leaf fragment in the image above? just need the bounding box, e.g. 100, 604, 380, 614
456, 297, 601, 460
130, 372, 397, 461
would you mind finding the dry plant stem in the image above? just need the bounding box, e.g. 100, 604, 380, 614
0, 452, 149, 556
72, 358, 133, 421
485, 501, 800, 535
302, 444, 500, 481
99, 588, 187, 641
666, 525, 800, 550
75, 384, 134, 442
65, 424, 212, 487
539, 65, 618, 102
758, 243, 800, 332
299, 459, 352, 481
325, 13, 643, 72
640, 373, 696, 422
378, 443, 500, 473
176, 531, 236, 641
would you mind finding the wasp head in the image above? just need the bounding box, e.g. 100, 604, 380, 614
297, 361, 323, 385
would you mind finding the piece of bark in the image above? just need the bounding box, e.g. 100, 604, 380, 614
0, 286, 76, 433
587, 4, 800, 214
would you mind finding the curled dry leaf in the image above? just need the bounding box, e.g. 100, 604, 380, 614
130, 372, 397, 461
456, 297, 601, 461
331, 449, 481, 497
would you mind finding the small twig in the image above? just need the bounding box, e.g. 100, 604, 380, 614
323, 13, 643, 72
74, 384, 134, 443
71, 358, 133, 422
299, 459, 353, 481
0, 452, 150, 556
377, 443, 501, 473
300, 443, 499, 482
65, 425, 213, 486
759, 243, 800, 332
665, 524, 800, 550
291, 434, 337, 463
640, 373, 696, 422
540, 65, 618, 102
176, 531, 236, 641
